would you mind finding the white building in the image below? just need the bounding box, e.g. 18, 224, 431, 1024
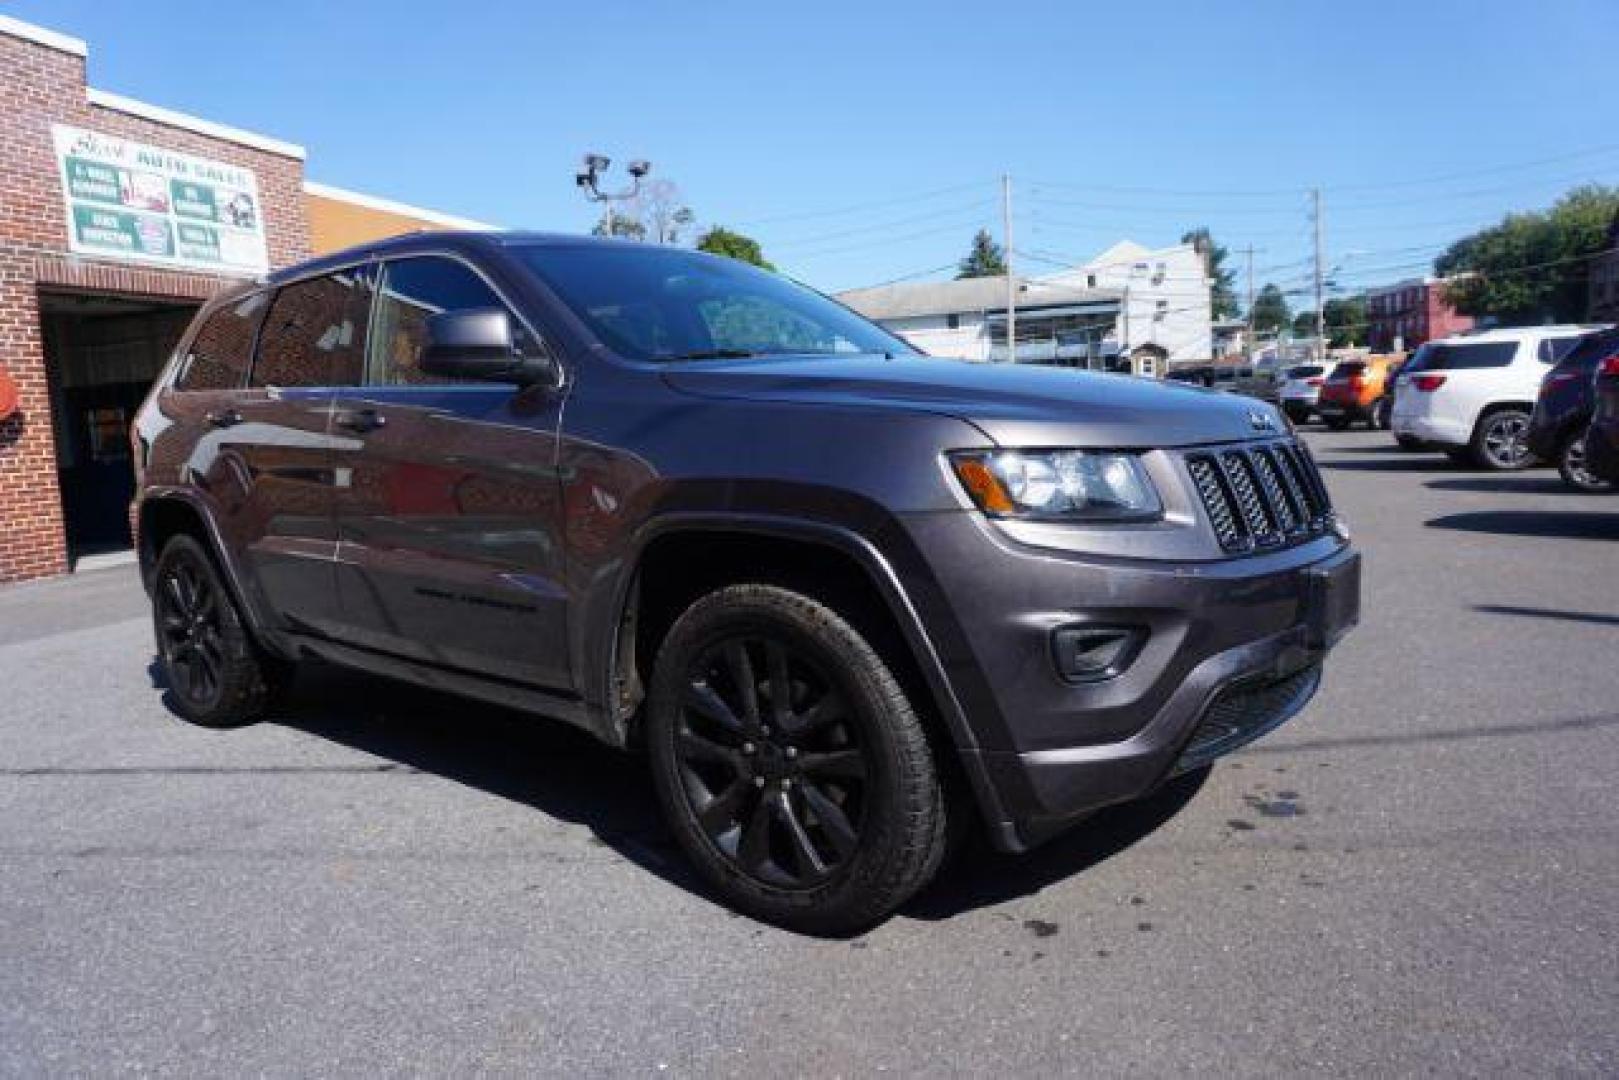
838, 239, 1212, 377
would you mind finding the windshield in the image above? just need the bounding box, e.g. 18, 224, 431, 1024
1328, 362, 1366, 381
512, 243, 916, 362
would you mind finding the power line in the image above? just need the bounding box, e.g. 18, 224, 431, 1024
767, 198, 995, 250
735, 180, 988, 227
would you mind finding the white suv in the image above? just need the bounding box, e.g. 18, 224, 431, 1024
1391, 326, 1597, 469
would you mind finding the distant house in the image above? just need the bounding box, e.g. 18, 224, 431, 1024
838, 239, 1213, 377
1588, 212, 1619, 324
1365, 278, 1473, 352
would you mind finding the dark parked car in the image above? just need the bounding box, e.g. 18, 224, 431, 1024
1527, 327, 1618, 492
132, 234, 1359, 933
1586, 349, 1619, 485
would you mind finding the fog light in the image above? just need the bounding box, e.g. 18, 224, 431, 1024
1052, 626, 1143, 683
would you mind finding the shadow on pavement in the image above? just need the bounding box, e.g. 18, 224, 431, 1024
150, 655, 704, 897
1317, 457, 1448, 473
1474, 603, 1619, 628
902, 766, 1210, 921
1427, 477, 1574, 496
1426, 510, 1619, 541
147, 655, 1210, 927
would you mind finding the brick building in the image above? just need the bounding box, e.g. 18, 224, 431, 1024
1364, 278, 1475, 354
0, 14, 489, 583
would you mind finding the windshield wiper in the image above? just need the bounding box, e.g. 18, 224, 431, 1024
658, 349, 763, 361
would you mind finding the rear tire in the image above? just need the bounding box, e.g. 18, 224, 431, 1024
1558, 430, 1616, 493
1470, 408, 1535, 471
152, 534, 290, 727
646, 584, 949, 935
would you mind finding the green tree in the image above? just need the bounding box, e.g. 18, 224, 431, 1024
1323, 295, 1366, 347
697, 226, 775, 270
591, 213, 646, 241
1250, 283, 1291, 333
956, 229, 1007, 279
1181, 227, 1238, 319
1435, 184, 1619, 324
1292, 311, 1316, 337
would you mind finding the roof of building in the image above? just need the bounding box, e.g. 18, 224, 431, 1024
838, 274, 1119, 320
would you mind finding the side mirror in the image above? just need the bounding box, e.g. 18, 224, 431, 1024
421, 308, 554, 386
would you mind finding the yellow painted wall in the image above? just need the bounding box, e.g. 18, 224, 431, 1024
306, 191, 465, 255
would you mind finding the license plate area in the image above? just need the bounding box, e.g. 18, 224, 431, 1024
1303, 551, 1360, 649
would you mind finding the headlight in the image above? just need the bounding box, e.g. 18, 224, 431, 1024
948, 449, 1162, 521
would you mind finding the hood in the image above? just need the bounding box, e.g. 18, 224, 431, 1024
661, 355, 1285, 448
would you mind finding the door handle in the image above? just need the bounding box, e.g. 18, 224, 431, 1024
204, 408, 243, 428
333, 408, 387, 433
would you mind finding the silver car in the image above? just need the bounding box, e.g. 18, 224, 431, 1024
1278, 363, 1334, 422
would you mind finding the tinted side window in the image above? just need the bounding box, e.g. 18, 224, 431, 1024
1537, 336, 1585, 364
252, 269, 371, 388
1421, 342, 1518, 370
370, 256, 512, 385
177, 293, 266, 390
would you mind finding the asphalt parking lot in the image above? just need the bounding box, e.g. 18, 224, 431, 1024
2, 428, 1615, 1076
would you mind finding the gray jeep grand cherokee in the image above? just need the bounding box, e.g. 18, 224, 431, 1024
133, 233, 1359, 933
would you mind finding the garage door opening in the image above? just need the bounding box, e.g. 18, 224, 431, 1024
40, 291, 198, 563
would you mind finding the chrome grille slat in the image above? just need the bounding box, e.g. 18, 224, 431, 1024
1186, 439, 1334, 554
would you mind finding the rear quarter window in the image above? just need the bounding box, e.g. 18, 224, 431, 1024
1416, 341, 1519, 370
176, 293, 267, 391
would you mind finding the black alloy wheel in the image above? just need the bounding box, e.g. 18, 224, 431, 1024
152, 534, 286, 727
647, 585, 948, 933
157, 551, 232, 710
674, 634, 869, 889
1559, 431, 1616, 493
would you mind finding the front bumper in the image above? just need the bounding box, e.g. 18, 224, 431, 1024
898, 511, 1358, 850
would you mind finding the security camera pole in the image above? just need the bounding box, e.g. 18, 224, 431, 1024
576, 153, 651, 237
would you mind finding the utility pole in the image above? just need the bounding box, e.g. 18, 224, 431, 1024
1002, 173, 1015, 364
1312, 187, 1326, 359
1241, 244, 1256, 364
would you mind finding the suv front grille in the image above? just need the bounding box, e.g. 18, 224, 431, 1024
1172, 663, 1322, 775
1185, 440, 1333, 553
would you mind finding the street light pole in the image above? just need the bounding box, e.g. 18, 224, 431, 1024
576, 153, 650, 236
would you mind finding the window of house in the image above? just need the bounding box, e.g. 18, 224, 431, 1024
252, 270, 371, 388
946, 313, 960, 330
176, 292, 267, 391
369, 256, 521, 385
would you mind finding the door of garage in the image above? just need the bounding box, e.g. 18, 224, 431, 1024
39, 291, 198, 560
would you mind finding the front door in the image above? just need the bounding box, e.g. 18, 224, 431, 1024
328, 254, 570, 691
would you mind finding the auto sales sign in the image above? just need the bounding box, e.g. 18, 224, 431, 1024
52, 124, 269, 275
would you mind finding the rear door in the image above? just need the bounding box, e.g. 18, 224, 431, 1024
327, 253, 570, 690
228, 266, 372, 637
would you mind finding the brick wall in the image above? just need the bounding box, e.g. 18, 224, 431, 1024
0, 29, 310, 583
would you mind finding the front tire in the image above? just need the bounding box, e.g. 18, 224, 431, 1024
152, 534, 290, 727
1558, 430, 1616, 493
1471, 408, 1536, 470
646, 584, 948, 934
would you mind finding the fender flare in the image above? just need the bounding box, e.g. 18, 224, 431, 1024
593, 511, 1018, 845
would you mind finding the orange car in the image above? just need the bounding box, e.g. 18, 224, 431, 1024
1317, 355, 1401, 430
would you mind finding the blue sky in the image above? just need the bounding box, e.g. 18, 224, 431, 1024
13, 0, 1618, 297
